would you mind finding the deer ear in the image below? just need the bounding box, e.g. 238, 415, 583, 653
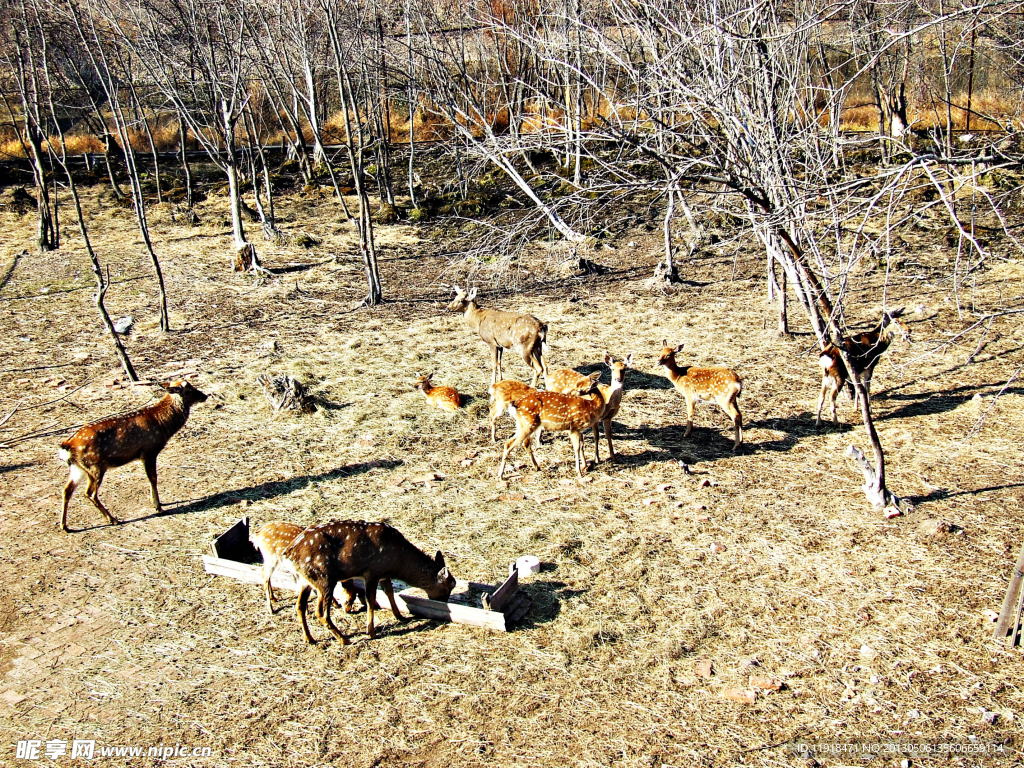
625, 353, 634, 367
435, 550, 446, 568
467, 287, 478, 301
588, 371, 602, 382
674, 343, 685, 353
452, 283, 461, 294
437, 566, 450, 583
604, 353, 613, 366
661, 338, 668, 348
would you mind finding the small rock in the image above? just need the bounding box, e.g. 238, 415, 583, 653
905, 709, 921, 720
1, 690, 27, 706
710, 542, 727, 553
387, 475, 407, 487
698, 478, 711, 489
870, 675, 879, 684
722, 688, 756, 705
750, 676, 782, 692
883, 506, 903, 519
535, 494, 560, 504
981, 710, 999, 725
499, 492, 526, 502
642, 498, 657, 507
656, 484, 672, 492
919, 519, 954, 537
859, 644, 877, 661
695, 659, 713, 678
696, 514, 710, 522
412, 472, 443, 484
460, 459, 474, 467
694, 503, 707, 511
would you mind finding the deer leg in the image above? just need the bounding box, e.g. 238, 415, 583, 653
498, 435, 516, 478
84, 470, 120, 526
142, 453, 161, 511
488, 398, 502, 443
381, 578, 408, 622
60, 464, 85, 532
684, 396, 695, 438
815, 379, 828, 426
593, 424, 602, 464
263, 557, 278, 615
523, 424, 541, 471
491, 345, 503, 384
296, 585, 315, 644
726, 397, 743, 451
528, 346, 543, 388
830, 380, 840, 424
318, 580, 349, 645
569, 430, 585, 477
363, 578, 379, 639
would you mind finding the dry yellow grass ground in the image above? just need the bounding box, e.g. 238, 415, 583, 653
0, 181, 1021, 766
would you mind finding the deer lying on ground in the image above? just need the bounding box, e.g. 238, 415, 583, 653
250, 521, 367, 616
413, 373, 463, 412
497, 372, 612, 479
657, 342, 743, 451
283, 520, 456, 645
57, 380, 209, 532
547, 354, 633, 463
447, 284, 548, 387
816, 308, 910, 425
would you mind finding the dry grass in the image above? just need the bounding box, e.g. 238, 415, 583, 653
0, 179, 1021, 767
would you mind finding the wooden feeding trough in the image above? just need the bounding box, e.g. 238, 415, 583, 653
202, 518, 532, 632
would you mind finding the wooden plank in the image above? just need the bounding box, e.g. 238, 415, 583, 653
505, 592, 533, 624
993, 542, 1024, 642
486, 568, 518, 613
201, 556, 509, 632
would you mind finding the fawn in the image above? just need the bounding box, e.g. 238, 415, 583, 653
413, 373, 463, 412
251, 520, 369, 616
57, 380, 209, 531
488, 379, 537, 442
817, 309, 909, 425
497, 372, 611, 479
448, 284, 548, 386
657, 342, 743, 451
546, 354, 633, 463
283, 520, 456, 645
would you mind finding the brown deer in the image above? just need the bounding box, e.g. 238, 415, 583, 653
251, 520, 369, 616
546, 354, 633, 463
487, 379, 537, 442
57, 380, 209, 532
447, 284, 548, 386
497, 373, 611, 479
816, 309, 910, 425
657, 342, 743, 451
412, 373, 463, 412
283, 520, 456, 645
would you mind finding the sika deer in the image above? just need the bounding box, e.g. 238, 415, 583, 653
57, 380, 209, 532
816, 309, 910, 425
546, 354, 633, 463
488, 379, 537, 442
657, 342, 743, 451
413, 373, 463, 412
251, 520, 369, 615
497, 373, 610, 479
447, 284, 548, 386
283, 520, 456, 645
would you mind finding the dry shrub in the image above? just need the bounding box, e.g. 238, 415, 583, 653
150, 124, 181, 151
0, 138, 26, 159
840, 104, 878, 132
55, 134, 104, 154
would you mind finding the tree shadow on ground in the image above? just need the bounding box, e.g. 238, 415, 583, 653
514, 573, 585, 630
268, 260, 331, 275
0, 462, 34, 475
876, 383, 1024, 422
127, 459, 403, 523
907, 482, 1024, 506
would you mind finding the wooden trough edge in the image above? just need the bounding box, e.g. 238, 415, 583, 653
201, 554, 531, 634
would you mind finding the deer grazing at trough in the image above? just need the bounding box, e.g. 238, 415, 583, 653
657, 342, 743, 451
57, 380, 209, 532
497, 372, 612, 479
816, 308, 910, 426
546, 354, 633, 463
283, 520, 456, 645
413, 373, 463, 412
447, 284, 548, 387
251, 520, 370, 615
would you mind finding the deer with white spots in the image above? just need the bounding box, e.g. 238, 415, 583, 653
57, 381, 209, 532
816, 309, 910, 425
546, 354, 633, 464
282, 520, 456, 645
251, 520, 372, 616
497, 372, 612, 479
657, 342, 743, 451
487, 379, 537, 442
413, 373, 463, 412
447, 284, 548, 386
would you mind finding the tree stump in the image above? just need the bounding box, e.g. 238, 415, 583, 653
256, 373, 315, 413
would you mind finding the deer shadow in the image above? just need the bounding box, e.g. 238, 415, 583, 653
128, 459, 403, 522
0, 461, 34, 475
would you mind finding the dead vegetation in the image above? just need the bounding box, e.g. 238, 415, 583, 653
0, 183, 1021, 766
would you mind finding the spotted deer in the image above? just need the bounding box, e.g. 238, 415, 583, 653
497, 373, 611, 479
57, 381, 209, 532
413, 373, 463, 412
251, 521, 375, 616
447, 284, 548, 386
817, 308, 910, 425
546, 354, 633, 463
657, 342, 743, 451
282, 520, 456, 645
488, 379, 537, 442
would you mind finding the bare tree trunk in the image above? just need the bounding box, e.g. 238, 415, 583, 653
177, 110, 193, 208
